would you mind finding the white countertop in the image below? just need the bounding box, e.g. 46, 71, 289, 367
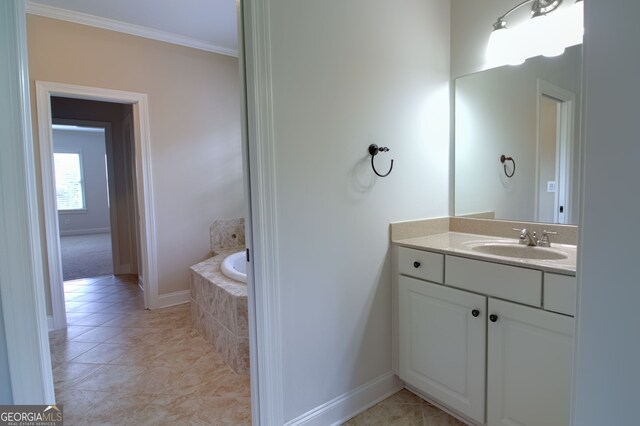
394, 232, 577, 276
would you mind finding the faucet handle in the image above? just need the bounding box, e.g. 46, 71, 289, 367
538, 230, 558, 247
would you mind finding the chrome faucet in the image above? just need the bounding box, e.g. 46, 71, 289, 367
513, 228, 538, 246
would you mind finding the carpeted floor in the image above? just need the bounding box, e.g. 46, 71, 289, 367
60, 233, 113, 280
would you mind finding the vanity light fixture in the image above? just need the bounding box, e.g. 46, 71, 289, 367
487, 0, 584, 67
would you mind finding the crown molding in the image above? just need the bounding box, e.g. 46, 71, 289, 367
26, 1, 238, 57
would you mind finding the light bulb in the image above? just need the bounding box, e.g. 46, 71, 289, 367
540, 9, 566, 57
518, 14, 548, 59
563, 0, 584, 47
504, 30, 526, 66
487, 27, 512, 66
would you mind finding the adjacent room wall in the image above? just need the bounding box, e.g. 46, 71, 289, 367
255, 0, 450, 421
27, 15, 244, 301
573, 1, 640, 424
53, 128, 110, 236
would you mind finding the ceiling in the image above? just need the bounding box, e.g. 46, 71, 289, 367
28, 0, 238, 56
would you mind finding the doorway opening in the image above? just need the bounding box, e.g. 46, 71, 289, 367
536, 80, 576, 224
51, 97, 140, 283
53, 122, 114, 281
36, 82, 159, 330
50, 98, 141, 323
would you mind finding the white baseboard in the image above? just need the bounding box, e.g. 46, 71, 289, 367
114, 263, 132, 274
59, 227, 110, 236
284, 371, 403, 426
157, 289, 190, 308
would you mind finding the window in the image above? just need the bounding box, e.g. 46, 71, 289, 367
54, 152, 85, 211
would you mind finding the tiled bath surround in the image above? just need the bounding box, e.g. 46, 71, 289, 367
210, 218, 245, 255
191, 218, 249, 374
191, 256, 249, 374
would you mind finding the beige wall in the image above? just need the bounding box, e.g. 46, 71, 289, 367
27, 15, 244, 301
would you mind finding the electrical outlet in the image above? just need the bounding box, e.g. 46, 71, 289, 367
547, 181, 557, 193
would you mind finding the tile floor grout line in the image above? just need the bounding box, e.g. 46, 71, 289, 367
49, 274, 252, 424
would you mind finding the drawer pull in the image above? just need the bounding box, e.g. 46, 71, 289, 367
472, 309, 480, 317
489, 314, 499, 323
398, 247, 444, 283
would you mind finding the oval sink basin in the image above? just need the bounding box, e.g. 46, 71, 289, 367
471, 243, 568, 260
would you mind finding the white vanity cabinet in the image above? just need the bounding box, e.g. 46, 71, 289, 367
396, 246, 575, 426
398, 276, 487, 423
487, 298, 574, 426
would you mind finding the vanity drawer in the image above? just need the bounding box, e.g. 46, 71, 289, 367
544, 273, 577, 316
445, 256, 542, 307
398, 246, 444, 283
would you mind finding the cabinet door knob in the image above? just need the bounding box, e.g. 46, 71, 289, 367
472, 309, 480, 317
413, 261, 421, 268
489, 314, 498, 323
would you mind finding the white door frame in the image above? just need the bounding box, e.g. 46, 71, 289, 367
239, 0, 285, 423
35, 81, 159, 323
535, 79, 576, 224
0, 0, 54, 403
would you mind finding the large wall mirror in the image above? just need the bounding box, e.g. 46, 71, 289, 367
455, 45, 582, 224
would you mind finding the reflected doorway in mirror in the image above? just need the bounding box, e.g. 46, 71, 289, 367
536, 80, 576, 224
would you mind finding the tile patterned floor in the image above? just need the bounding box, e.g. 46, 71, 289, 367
51, 275, 465, 425
342, 389, 467, 426
49, 275, 251, 425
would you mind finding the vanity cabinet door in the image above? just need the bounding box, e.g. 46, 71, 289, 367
487, 298, 574, 426
399, 276, 487, 424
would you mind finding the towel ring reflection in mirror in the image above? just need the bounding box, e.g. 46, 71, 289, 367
500, 154, 516, 178
368, 144, 394, 177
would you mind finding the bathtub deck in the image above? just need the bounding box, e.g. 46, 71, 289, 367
190, 252, 249, 374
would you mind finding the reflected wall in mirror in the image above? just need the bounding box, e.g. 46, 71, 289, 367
455, 45, 582, 224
